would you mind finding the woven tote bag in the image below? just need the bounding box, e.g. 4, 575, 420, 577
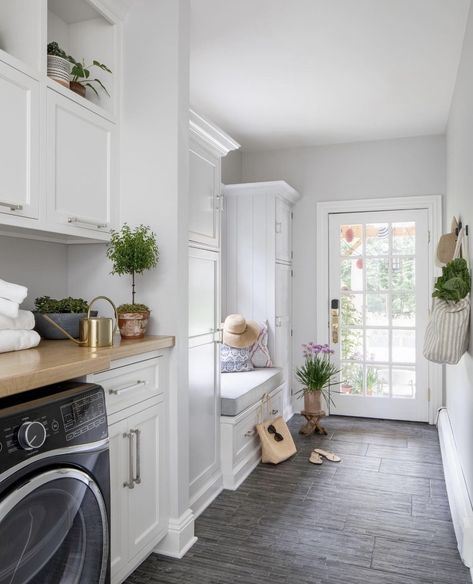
256, 393, 297, 464
423, 227, 470, 365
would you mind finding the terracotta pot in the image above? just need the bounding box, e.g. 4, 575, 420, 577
303, 390, 322, 413
70, 81, 86, 98
118, 310, 150, 339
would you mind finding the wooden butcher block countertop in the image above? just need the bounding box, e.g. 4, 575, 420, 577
0, 335, 175, 398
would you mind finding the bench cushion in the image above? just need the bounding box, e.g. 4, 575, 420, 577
220, 367, 283, 416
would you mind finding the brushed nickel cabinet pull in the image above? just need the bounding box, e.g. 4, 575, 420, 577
109, 380, 147, 396
123, 431, 135, 489
68, 216, 108, 229
271, 409, 279, 415
131, 428, 142, 485
0, 200, 23, 211
244, 429, 256, 437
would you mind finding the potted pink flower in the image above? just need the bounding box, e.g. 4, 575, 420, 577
295, 343, 341, 413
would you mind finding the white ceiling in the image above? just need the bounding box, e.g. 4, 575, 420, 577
190, 0, 471, 150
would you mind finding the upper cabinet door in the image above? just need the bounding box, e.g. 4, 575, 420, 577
275, 197, 292, 263
47, 89, 116, 234
0, 62, 39, 219
189, 138, 221, 249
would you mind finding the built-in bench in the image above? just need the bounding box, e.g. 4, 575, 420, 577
220, 367, 284, 489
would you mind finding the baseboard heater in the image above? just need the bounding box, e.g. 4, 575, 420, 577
438, 408, 473, 572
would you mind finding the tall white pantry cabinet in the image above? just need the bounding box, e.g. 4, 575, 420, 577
188, 110, 240, 516
223, 181, 301, 419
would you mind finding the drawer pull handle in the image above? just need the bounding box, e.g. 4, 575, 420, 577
244, 429, 256, 437
109, 380, 148, 396
271, 409, 279, 415
68, 216, 108, 229
0, 200, 22, 211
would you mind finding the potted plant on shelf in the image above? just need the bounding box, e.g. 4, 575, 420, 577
295, 343, 341, 413
107, 224, 159, 339
68, 57, 112, 98
34, 296, 96, 340
47, 42, 71, 88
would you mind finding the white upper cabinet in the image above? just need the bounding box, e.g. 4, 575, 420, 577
47, 89, 116, 234
189, 110, 240, 250
0, 0, 124, 242
189, 140, 221, 249
0, 62, 39, 219
275, 197, 292, 264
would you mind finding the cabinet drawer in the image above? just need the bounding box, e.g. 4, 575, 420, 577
90, 357, 161, 416
234, 389, 283, 463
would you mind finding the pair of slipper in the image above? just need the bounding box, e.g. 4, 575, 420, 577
309, 448, 341, 465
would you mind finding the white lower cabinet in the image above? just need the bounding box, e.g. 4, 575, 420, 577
89, 353, 168, 584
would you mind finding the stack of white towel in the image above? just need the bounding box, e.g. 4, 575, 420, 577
0, 279, 40, 354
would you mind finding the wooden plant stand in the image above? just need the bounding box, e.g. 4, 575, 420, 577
299, 410, 327, 436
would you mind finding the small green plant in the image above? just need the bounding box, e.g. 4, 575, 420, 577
433, 258, 470, 302
117, 303, 149, 314
295, 343, 341, 405
69, 57, 112, 97
47, 41, 69, 59
107, 224, 159, 309
35, 296, 89, 314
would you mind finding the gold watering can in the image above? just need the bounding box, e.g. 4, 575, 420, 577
43, 296, 118, 348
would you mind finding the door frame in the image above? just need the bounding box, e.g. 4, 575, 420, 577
316, 195, 442, 424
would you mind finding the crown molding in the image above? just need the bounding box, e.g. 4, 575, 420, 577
223, 180, 301, 204
189, 109, 240, 157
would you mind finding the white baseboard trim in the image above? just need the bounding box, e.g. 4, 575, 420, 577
190, 472, 223, 518
154, 509, 197, 559
438, 408, 473, 570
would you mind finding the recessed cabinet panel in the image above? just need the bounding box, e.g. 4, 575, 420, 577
275, 197, 292, 263
189, 340, 219, 493
0, 62, 39, 219
109, 418, 128, 580
189, 140, 221, 249
47, 89, 114, 232
189, 248, 218, 337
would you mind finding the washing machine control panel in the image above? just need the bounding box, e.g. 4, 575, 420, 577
0, 383, 107, 473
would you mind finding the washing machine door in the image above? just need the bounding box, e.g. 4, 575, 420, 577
0, 467, 109, 584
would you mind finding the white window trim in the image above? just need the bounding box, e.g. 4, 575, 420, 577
316, 195, 443, 425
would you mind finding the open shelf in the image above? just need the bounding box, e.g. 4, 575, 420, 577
47, 0, 117, 117
0, 0, 42, 74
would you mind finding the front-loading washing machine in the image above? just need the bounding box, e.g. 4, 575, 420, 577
0, 381, 110, 584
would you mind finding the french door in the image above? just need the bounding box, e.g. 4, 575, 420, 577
328, 209, 430, 421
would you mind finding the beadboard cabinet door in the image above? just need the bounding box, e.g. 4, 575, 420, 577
0, 61, 39, 219
47, 88, 117, 234
189, 138, 221, 250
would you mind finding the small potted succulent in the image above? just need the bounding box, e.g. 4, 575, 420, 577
68, 57, 112, 98
295, 343, 341, 413
34, 296, 96, 340
47, 42, 71, 88
107, 224, 159, 339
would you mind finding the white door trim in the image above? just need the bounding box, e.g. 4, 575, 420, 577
316, 195, 443, 424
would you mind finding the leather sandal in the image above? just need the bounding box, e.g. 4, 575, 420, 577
312, 448, 341, 462
309, 451, 323, 465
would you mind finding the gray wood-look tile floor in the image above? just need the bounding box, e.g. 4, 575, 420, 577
125, 415, 471, 584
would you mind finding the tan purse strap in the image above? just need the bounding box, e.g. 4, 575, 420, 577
258, 392, 274, 424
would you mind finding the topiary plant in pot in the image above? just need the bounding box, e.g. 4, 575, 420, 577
34, 296, 96, 340
107, 224, 159, 339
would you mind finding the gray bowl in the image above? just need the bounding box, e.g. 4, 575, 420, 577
34, 311, 98, 340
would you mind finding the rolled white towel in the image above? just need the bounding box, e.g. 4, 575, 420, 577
0, 298, 19, 319
0, 330, 40, 354
0, 278, 27, 304
0, 310, 35, 331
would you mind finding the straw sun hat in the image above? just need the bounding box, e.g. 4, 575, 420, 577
437, 217, 458, 265
223, 314, 260, 348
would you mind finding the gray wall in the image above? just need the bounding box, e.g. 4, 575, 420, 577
445, 3, 473, 501
222, 149, 243, 185
0, 236, 68, 309
241, 135, 446, 400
